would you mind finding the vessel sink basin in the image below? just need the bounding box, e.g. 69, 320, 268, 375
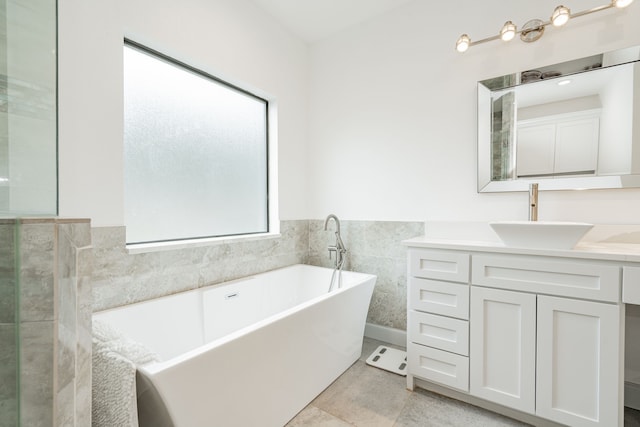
489, 221, 594, 250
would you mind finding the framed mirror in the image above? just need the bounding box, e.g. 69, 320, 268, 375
478, 45, 640, 192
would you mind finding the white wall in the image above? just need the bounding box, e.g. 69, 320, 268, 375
58, 0, 309, 226
58, 0, 640, 227
308, 0, 640, 224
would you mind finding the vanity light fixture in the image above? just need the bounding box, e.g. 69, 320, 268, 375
455, 0, 634, 52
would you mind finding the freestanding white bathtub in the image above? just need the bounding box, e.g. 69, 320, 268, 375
93, 264, 376, 427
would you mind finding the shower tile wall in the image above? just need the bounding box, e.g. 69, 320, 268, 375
308, 220, 424, 331
0, 220, 17, 427
12, 218, 93, 427
91, 220, 310, 311
57, 221, 93, 427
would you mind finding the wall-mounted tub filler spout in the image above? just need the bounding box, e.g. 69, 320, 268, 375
529, 183, 539, 221
324, 214, 347, 292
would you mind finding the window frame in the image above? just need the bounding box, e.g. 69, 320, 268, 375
123, 39, 271, 246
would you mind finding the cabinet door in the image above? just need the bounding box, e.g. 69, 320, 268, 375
469, 287, 536, 414
537, 296, 622, 427
554, 117, 599, 174
516, 124, 556, 177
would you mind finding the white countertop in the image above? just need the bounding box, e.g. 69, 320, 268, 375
404, 235, 640, 262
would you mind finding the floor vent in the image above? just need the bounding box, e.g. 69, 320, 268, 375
365, 345, 407, 376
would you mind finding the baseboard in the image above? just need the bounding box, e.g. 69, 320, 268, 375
364, 323, 407, 348
626, 381, 640, 410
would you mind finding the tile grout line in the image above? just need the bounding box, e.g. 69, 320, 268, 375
390, 389, 414, 427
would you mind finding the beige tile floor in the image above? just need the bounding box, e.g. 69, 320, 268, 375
287, 338, 640, 427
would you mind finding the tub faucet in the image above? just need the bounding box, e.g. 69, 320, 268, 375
324, 214, 347, 291
529, 183, 538, 221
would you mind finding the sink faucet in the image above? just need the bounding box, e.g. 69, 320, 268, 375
324, 214, 347, 291
529, 183, 538, 221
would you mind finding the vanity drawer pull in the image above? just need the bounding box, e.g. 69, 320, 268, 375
409, 249, 470, 283
409, 311, 469, 356
409, 277, 469, 319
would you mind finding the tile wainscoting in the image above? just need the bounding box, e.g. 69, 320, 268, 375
0, 218, 93, 427
308, 220, 424, 332
0, 220, 18, 426
91, 220, 310, 311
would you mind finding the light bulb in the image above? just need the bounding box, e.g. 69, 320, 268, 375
614, 0, 633, 7
456, 34, 470, 53
551, 5, 571, 27
500, 21, 517, 41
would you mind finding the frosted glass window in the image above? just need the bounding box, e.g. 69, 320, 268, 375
124, 42, 268, 244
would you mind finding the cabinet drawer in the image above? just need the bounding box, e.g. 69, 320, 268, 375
409, 249, 470, 283
623, 266, 640, 304
408, 342, 469, 392
409, 311, 469, 356
409, 277, 469, 319
472, 254, 620, 303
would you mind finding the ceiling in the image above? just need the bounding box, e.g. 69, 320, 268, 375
248, 0, 415, 43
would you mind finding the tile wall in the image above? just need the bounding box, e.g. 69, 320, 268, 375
92, 220, 310, 311
0, 218, 93, 427
56, 220, 93, 426
307, 220, 424, 331
0, 220, 17, 426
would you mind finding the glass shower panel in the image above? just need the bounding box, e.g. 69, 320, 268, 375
1, 0, 8, 211
0, 0, 57, 215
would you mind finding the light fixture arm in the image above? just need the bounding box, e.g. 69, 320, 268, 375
570, 2, 614, 18
456, 0, 632, 52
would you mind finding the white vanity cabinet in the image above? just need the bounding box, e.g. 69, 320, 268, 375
470, 287, 621, 426
406, 244, 625, 427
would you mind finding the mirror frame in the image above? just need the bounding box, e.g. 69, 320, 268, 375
477, 45, 640, 193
